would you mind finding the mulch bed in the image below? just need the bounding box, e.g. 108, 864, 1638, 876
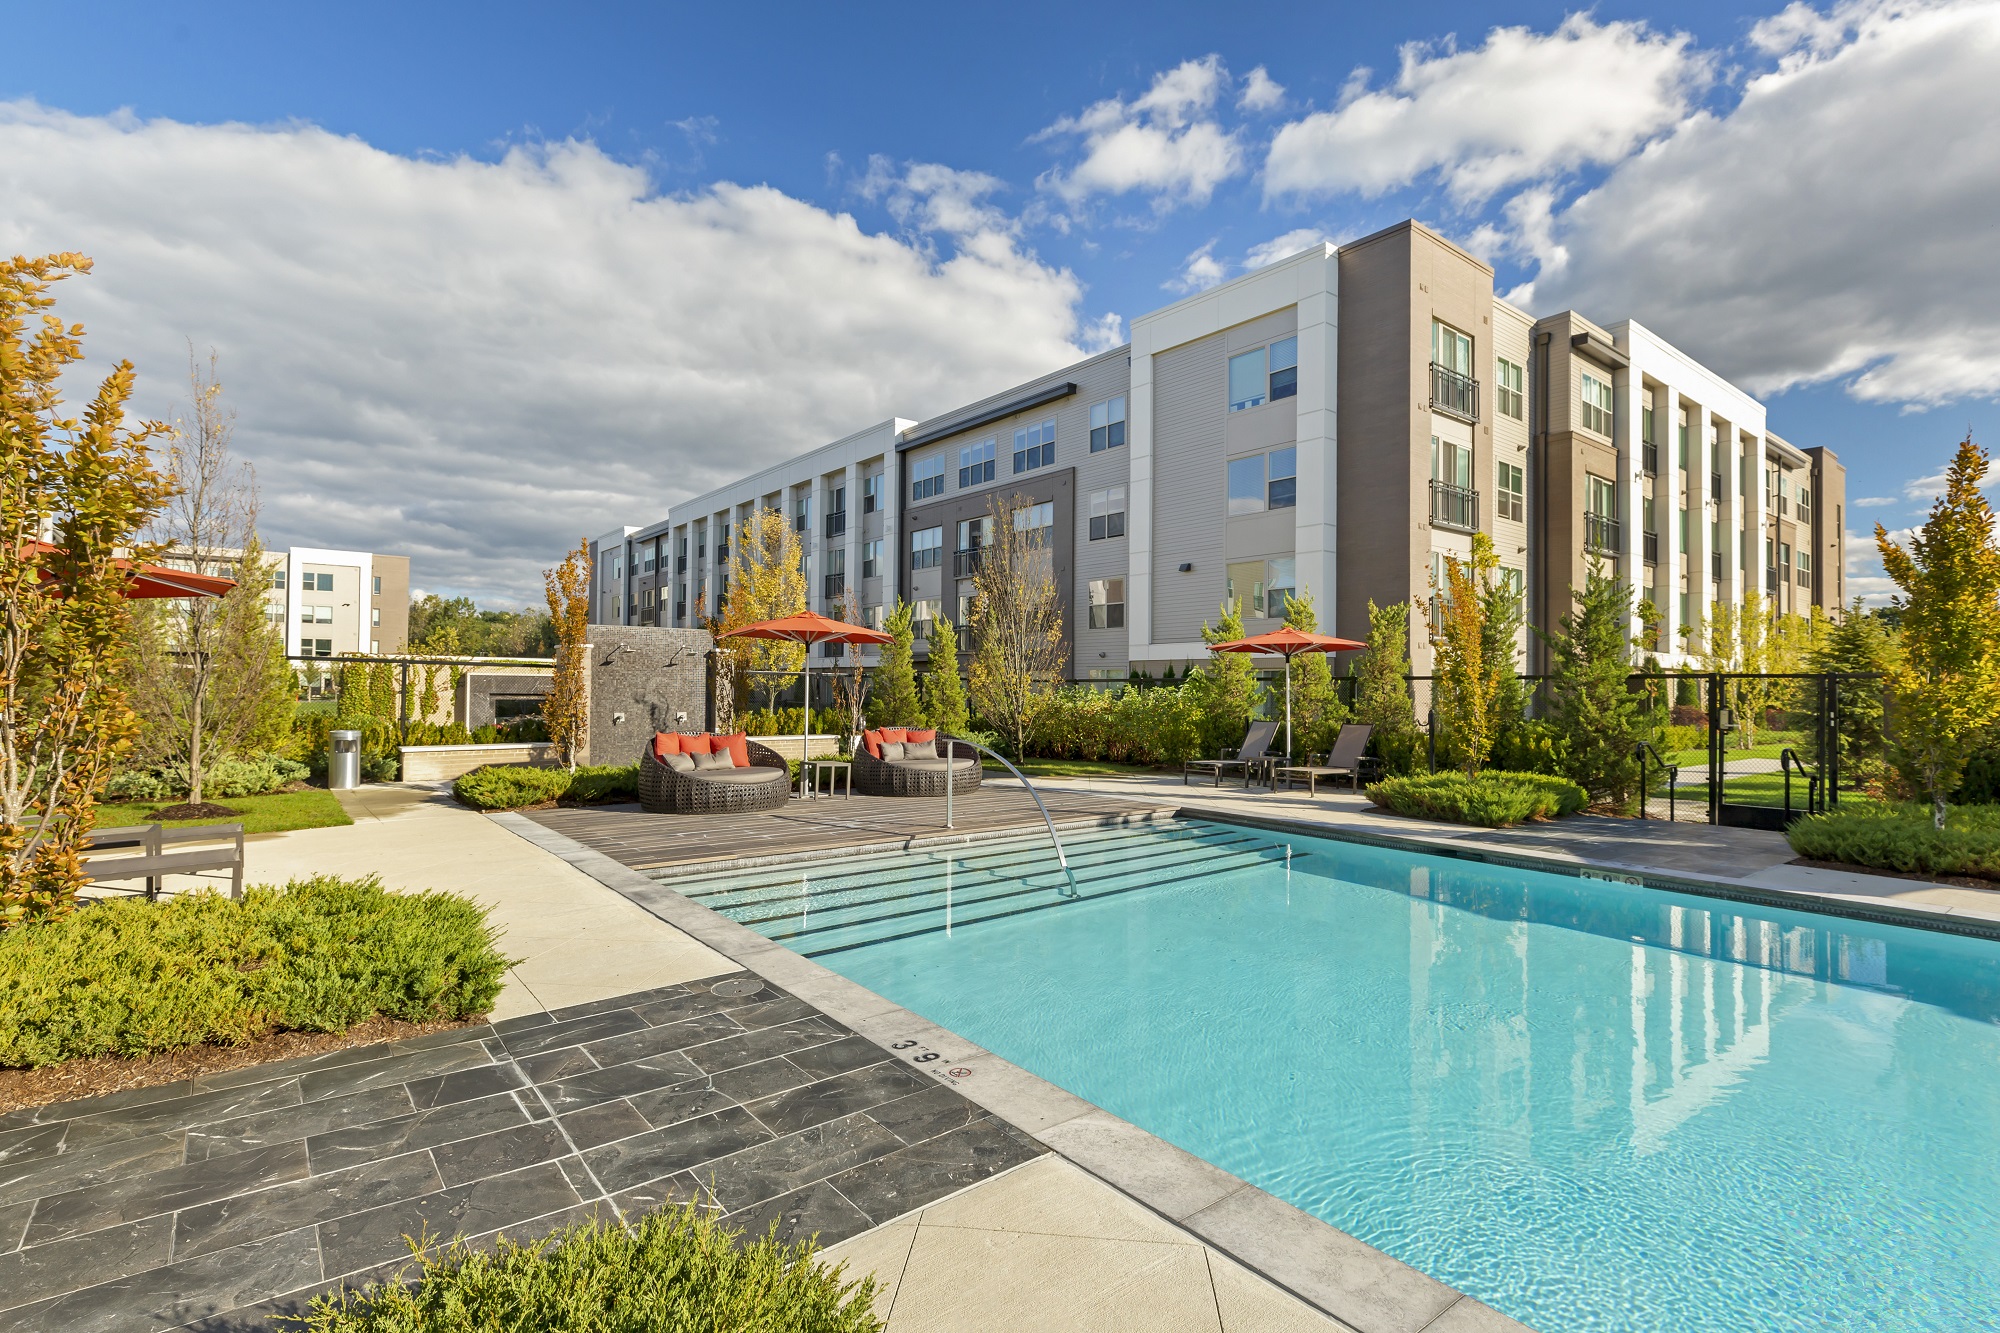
1789, 856, 2000, 893
144, 801, 246, 821
0, 1014, 488, 1115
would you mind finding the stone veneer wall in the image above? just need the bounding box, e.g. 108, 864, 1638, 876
584, 625, 712, 766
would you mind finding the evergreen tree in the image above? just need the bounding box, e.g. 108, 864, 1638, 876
918, 616, 969, 736
869, 599, 921, 727
1426, 543, 1490, 778
1281, 590, 1348, 760
1354, 600, 1421, 774
1478, 548, 1527, 744
1876, 435, 2000, 825
1806, 597, 1901, 790
1539, 567, 1645, 805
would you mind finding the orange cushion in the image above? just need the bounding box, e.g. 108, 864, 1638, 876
861, 728, 883, 759
715, 732, 750, 769
652, 732, 679, 760
677, 732, 713, 755
881, 727, 909, 745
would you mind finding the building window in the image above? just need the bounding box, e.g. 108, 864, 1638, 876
1268, 337, 1298, 402
1678, 410, 1690, 470
1013, 419, 1054, 473
1267, 446, 1297, 509
300, 605, 333, 625
793, 494, 812, 533
1226, 560, 1266, 618
1088, 578, 1126, 630
958, 437, 996, 488
1680, 507, 1689, 550
1579, 371, 1613, 437
911, 453, 945, 502
1266, 557, 1296, 614
371, 607, 381, 627
1496, 359, 1524, 420
1799, 549, 1813, 584
371, 575, 382, 595
1014, 502, 1054, 545
911, 598, 940, 641
862, 603, 883, 630
269, 568, 286, 588
1797, 485, 1812, 524
1432, 320, 1472, 375
956, 578, 976, 625
1090, 396, 1127, 452
309, 638, 331, 657
264, 602, 282, 621
911, 526, 943, 570
862, 471, 883, 513
1497, 462, 1524, 521
1089, 486, 1126, 540
302, 571, 332, 592
1228, 455, 1266, 516
1228, 348, 1267, 412
862, 539, 883, 580
1431, 435, 1472, 488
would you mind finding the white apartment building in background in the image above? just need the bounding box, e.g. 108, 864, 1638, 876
265, 547, 411, 658
590, 220, 1845, 680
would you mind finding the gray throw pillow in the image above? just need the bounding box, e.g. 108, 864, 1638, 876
662, 752, 695, 773
879, 740, 908, 762
691, 749, 736, 770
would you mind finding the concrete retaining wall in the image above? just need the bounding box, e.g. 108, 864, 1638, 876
401, 742, 554, 782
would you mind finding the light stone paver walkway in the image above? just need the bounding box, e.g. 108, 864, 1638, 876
824, 1155, 1343, 1333
240, 784, 735, 1018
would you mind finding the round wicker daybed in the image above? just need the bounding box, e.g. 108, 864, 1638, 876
638, 734, 791, 814
852, 731, 981, 798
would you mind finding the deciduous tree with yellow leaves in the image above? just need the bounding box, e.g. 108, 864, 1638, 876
721, 507, 807, 713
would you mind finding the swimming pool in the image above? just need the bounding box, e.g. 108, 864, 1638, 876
682, 819, 2000, 1332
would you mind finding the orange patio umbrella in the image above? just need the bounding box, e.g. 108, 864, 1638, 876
1206, 626, 1365, 762
718, 610, 891, 790
26, 541, 237, 599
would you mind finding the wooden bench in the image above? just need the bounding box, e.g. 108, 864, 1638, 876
82, 823, 246, 900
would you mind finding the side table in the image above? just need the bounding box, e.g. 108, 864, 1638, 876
806, 758, 853, 799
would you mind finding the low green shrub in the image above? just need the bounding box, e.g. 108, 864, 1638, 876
0, 875, 507, 1068
299, 1203, 880, 1332
103, 754, 312, 803
453, 764, 572, 810
1367, 770, 1588, 827
1787, 802, 2000, 879
471, 717, 550, 743
451, 763, 638, 810
403, 721, 475, 747
1489, 721, 1572, 778
1655, 723, 1707, 754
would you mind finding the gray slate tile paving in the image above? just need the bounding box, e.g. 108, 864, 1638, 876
3, 975, 1048, 1329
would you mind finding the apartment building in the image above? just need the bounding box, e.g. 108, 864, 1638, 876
158, 544, 410, 657
595, 219, 1843, 679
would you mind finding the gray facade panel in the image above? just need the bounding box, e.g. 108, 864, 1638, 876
1149, 333, 1228, 644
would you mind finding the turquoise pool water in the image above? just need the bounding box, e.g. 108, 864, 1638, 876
687, 821, 2000, 1332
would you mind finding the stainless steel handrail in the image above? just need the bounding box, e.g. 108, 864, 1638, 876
943, 736, 1078, 897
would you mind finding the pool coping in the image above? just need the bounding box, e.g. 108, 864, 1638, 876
491, 809, 1533, 1333
1180, 804, 2000, 944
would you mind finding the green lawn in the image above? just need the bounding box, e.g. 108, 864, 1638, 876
983, 758, 1162, 779
94, 789, 354, 834
1660, 771, 1881, 810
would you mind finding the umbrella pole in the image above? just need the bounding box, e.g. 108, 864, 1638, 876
1284, 658, 1294, 771
799, 647, 810, 798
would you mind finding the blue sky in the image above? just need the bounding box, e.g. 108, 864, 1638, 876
3, 0, 1995, 602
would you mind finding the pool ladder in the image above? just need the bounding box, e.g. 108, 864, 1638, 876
943, 735, 1080, 898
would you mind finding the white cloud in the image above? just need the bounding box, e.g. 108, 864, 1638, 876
1036, 56, 1246, 209
0, 102, 1101, 603
1165, 241, 1227, 293
1852, 495, 1900, 507
1264, 16, 1707, 203
1244, 229, 1333, 269
1525, 0, 2000, 407
1238, 67, 1286, 113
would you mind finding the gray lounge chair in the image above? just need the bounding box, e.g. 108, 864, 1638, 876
1275, 724, 1376, 795
1183, 719, 1280, 787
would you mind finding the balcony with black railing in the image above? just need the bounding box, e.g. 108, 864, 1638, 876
1428, 479, 1479, 532
1585, 513, 1622, 555
1429, 363, 1480, 423
1643, 531, 1659, 564
953, 548, 985, 578
825, 511, 847, 538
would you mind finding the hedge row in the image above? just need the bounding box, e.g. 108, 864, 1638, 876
0, 876, 508, 1068
1787, 802, 2000, 879
1367, 771, 1588, 828
452, 763, 639, 811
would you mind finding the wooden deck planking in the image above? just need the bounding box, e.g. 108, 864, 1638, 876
523, 785, 1168, 872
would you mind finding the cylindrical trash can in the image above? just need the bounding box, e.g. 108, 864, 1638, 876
328, 729, 363, 790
